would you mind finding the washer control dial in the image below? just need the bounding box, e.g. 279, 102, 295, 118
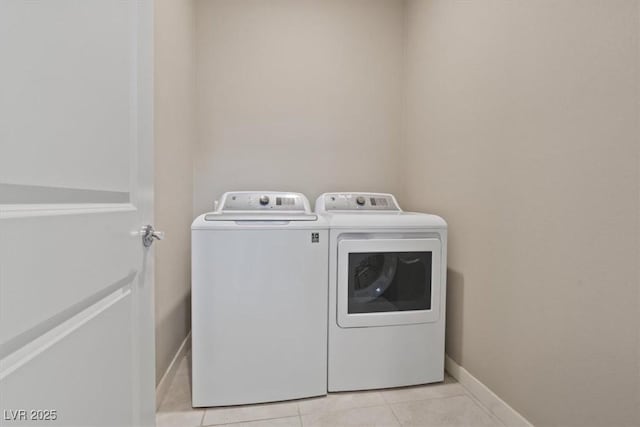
356, 196, 366, 206
259, 195, 270, 206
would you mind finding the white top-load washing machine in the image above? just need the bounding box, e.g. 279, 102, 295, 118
191, 191, 328, 407
315, 192, 447, 392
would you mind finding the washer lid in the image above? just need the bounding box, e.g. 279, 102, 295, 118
205, 191, 317, 221
204, 213, 318, 221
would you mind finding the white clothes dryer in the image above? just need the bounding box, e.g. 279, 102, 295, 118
315, 193, 447, 392
192, 191, 328, 407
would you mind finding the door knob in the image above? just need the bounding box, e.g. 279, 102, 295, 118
142, 225, 165, 247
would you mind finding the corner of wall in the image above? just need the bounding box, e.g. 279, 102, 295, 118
153, 0, 198, 386
396, 0, 411, 207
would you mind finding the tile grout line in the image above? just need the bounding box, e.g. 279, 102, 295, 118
301, 400, 402, 424
300, 400, 391, 417
205, 390, 468, 425
202, 413, 301, 427
191, 382, 470, 426
382, 391, 468, 406
387, 402, 403, 426
297, 401, 303, 427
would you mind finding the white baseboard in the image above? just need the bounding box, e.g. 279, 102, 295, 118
445, 355, 533, 427
156, 332, 191, 410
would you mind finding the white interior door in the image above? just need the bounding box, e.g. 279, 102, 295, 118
0, 1, 155, 426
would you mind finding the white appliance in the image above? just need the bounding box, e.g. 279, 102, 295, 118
191, 191, 328, 407
315, 192, 447, 392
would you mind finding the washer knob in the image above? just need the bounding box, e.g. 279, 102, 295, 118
259, 195, 270, 206
356, 196, 366, 206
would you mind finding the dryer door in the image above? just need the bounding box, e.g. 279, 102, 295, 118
337, 238, 441, 328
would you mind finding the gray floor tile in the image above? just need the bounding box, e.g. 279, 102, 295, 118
217, 416, 302, 427
202, 401, 299, 426
301, 405, 400, 427
159, 370, 195, 413
156, 353, 504, 427
390, 395, 502, 427
298, 390, 385, 415
156, 410, 204, 427
379, 382, 467, 404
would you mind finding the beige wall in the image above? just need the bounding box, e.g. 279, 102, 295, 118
401, 1, 640, 426
193, 0, 405, 214
154, 0, 196, 383
155, 2, 640, 424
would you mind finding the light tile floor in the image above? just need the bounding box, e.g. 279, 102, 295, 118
156, 352, 503, 427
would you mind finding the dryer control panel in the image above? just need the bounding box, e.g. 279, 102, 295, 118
318, 193, 401, 212
216, 191, 310, 212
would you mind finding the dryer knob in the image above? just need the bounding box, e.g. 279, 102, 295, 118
356, 196, 366, 206
259, 195, 270, 205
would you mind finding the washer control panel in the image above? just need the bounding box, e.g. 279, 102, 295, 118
320, 193, 401, 211
218, 192, 309, 212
